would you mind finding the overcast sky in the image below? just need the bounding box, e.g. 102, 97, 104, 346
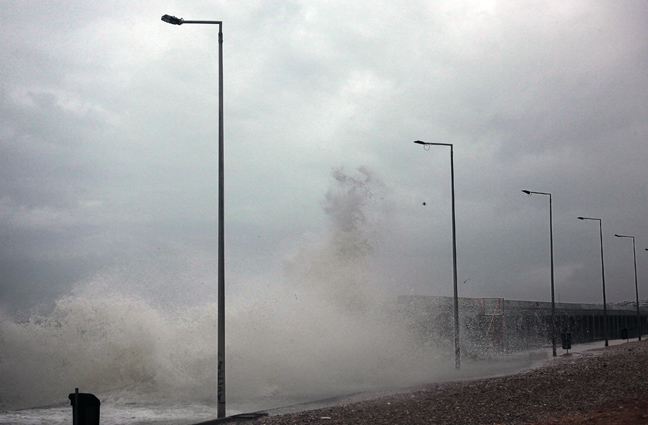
2, 0, 648, 316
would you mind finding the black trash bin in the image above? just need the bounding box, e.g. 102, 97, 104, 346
68, 391, 100, 425
561, 333, 571, 350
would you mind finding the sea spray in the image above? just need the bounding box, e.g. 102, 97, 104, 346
284, 166, 388, 314
226, 166, 439, 397
0, 166, 447, 414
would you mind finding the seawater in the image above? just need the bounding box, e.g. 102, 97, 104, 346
0, 167, 449, 424
0, 402, 219, 425
0, 288, 447, 425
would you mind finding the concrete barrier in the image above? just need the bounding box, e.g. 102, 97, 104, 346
396, 295, 648, 356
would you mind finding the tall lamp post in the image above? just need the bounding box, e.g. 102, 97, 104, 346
413, 140, 460, 369
615, 234, 641, 341
162, 14, 227, 418
577, 217, 608, 346
522, 190, 556, 357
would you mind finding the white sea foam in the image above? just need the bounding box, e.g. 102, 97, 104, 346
0, 167, 447, 420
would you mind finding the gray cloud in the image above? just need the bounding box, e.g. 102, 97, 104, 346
2, 0, 648, 316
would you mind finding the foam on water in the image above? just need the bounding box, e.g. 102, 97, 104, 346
0, 167, 448, 422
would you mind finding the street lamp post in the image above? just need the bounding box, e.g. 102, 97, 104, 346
615, 234, 641, 341
162, 14, 227, 418
522, 190, 556, 357
413, 140, 460, 369
577, 217, 608, 346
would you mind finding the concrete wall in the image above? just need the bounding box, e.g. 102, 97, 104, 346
396, 295, 648, 356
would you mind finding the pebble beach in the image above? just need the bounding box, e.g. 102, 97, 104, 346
210, 339, 648, 425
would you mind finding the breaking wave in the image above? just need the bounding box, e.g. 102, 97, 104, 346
0, 167, 445, 413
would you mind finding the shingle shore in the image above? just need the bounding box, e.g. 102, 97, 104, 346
217, 339, 648, 425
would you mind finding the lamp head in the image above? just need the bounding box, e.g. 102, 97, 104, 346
615, 234, 622, 238
413, 140, 425, 145
161, 14, 184, 25
521, 190, 531, 195
577, 217, 585, 220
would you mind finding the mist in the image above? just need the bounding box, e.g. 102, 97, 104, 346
0, 167, 448, 413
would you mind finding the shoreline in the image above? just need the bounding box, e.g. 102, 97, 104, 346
199, 339, 648, 425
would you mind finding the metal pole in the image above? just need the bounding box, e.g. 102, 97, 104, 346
598, 220, 609, 346
522, 190, 556, 357
161, 15, 226, 418
578, 217, 608, 347
414, 141, 460, 369
616, 234, 640, 343
548, 194, 556, 357
217, 21, 226, 418
449, 145, 460, 370
632, 237, 640, 341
